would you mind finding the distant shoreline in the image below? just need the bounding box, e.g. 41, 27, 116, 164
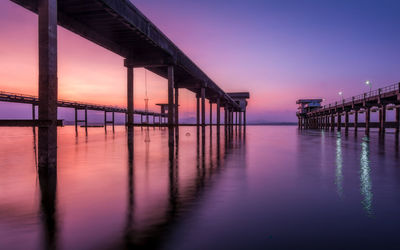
61, 122, 298, 126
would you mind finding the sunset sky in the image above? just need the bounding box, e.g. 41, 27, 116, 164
1, 0, 400, 122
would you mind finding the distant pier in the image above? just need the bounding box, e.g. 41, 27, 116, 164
297, 82, 400, 134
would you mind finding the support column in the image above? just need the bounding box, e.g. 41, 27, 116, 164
216, 99, 221, 126
175, 87, 179, 126
235, 112, 238, 125
126, 64, 134, 126
38, 0, 58, 168
354, 110, 358, 131
239, 111, 242, 126
104, 111, 107, 128
84, 107, 88, 128
396, 107, 400, 134
380, 105, 386, 134
366, 107, 370, 133
231, 109, 234, 126
112, 112, 115, 130
224, 107, 227, 126
244, 109, 247, 126
345, 111, 349, 132
32, 104, 36, 121
168, 66, 175, 127
201, 87, 205, 126
74, 108, 78, 130
337, 113, 341, 130
196, 94, 200, 126
209, 101, 212, 126
331, 113, 335, 131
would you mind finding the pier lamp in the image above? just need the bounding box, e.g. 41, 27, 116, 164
365, 80, 372, 96
338, 91, 344, 103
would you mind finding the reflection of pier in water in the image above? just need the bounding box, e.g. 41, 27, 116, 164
121, 126, 246, 249
298, 129, 377, 218
33, 125, 246, 249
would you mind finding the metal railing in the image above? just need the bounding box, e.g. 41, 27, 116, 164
311, 82, 400, 114
0, 90, 166, 116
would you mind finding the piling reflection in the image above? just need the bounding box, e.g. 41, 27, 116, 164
116, 125, 246, 249
335, 132, 343, 198
124, 126, 135, 248
38, 167, 58, 250
360, 136, 373, 216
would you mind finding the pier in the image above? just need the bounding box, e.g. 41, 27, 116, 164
0, 90, 167, 128
297, 82, 400, 134
5, 0, 250, 168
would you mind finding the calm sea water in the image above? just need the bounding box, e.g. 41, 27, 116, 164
0, 126, 400, 250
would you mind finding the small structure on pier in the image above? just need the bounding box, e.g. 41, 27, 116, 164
227, 92, 250, 125
296, 99, 323, 115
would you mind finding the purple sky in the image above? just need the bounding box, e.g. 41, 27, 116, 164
0, 0, 400, 122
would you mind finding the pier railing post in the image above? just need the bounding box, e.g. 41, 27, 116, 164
38, 0, 58, 168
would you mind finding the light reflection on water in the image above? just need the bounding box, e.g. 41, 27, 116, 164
335, 132, 343, 198
1, 126, 400, 249
360, 136, 373, 216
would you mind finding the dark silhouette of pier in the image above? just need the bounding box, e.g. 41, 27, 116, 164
5, 0, 250, 169
297, 82, 400, 134
0, 90, 167, 127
